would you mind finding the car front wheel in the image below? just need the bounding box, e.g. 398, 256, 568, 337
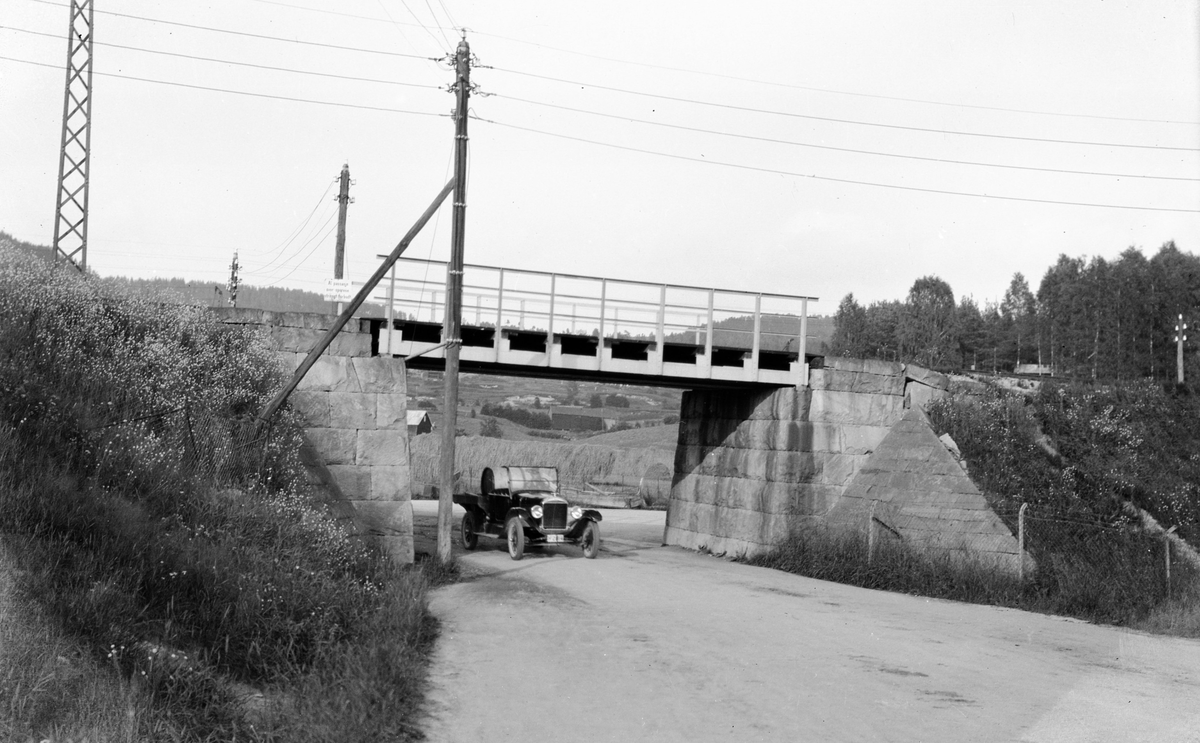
506, 516, 525, 561
581, 520, 600, 559
460, 511, 478, 550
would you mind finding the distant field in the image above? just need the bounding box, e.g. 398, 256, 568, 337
582, 423, 678, 451
409, 435, 673, 495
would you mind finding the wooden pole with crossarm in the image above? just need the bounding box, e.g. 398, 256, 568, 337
437, 37, 472, 564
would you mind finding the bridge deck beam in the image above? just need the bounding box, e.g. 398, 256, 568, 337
378, 322, 811, 389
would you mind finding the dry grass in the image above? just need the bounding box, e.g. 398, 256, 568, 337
409, 435, 673, 492
1135, 595, 1200, 637
581, 423, 679, 451
1134, 557, 1200, 637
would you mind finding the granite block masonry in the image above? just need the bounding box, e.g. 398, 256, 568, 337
826, 407, 1027, 575
666, 357, 1008, 564
212, 308, 413, 563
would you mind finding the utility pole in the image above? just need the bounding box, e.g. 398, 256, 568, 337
334, 163, 352, 313
438, 37, 471, 563
228, 251, 240, 308
1176, 314, 1187, 384
52, 0, 96, 270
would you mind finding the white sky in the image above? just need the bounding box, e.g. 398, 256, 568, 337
2, 0, 1198, 311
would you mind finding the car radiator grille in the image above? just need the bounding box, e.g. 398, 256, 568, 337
542, 502, 568, 530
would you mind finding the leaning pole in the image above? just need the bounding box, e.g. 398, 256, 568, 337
257, 178, 456, 424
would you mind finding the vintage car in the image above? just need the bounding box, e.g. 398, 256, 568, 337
453, 465, 602, 560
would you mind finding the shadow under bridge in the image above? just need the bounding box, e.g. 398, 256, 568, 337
363, 257, 819, 390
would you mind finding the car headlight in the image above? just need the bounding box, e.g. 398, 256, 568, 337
531, 505, 543, 519
570, 506, 583, 520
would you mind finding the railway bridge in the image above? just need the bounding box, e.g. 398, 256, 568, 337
216, 259, 1021, 571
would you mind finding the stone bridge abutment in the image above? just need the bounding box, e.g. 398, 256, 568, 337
215, 308, 414, 563
666, 357, 1024, 572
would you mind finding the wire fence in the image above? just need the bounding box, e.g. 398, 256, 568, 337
1020, 508, 1196, 600
72, 383, 296, 499
865, 501, 1198, 601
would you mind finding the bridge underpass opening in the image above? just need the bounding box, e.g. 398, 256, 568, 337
402, 367, 687, 509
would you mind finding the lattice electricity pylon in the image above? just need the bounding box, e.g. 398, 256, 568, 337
52, 0, 96, 270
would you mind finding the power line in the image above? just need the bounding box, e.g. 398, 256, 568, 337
3, 25, 443, 91
474, 31, 1199, 127
1, 54, 449, 117
255, 205, 340, 274
117, 0, 1187, 127
243, 0, 417, 25
252, 210, 339, 275
24, 0, 437, 61
433, 0, 459, 34
489, 66, 1200, 153
255, 220, 340, 287
383, 0, 447, 53
22, 0, 1193, 137
244, 180, 338, 259
418, 0, 454, 49
496, 93, 1200, 183
475, 115, 1200, 214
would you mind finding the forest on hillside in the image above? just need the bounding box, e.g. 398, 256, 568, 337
828, 241, 1198, 381
0, 231, 386, 315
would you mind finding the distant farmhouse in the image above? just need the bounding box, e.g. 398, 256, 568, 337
407, 410, 433, 436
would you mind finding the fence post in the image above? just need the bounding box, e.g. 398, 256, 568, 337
867, 501, 877, 566
1165, 526, 1177, 599
1018, 503, 1028, 584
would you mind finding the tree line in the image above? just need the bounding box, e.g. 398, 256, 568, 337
828, 241, 1199, 380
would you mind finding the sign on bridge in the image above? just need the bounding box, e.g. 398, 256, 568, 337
322, 278, 353, 303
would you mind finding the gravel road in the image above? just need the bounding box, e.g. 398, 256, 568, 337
413, 501, 1200, 742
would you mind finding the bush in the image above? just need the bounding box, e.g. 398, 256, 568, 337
479, 401, 551, 429
0, 248, 436, 740
480, 417, 503, 438
919, 378, 1198, 630
528, 430, 568, 440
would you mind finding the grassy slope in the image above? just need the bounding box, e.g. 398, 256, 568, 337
581, 423, 678, 451
1, 536, 182, 741
0, 247, 440, 741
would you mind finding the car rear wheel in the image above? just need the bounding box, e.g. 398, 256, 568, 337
460, 511, 478, 550
506, 516, 525, 561
581, 520, 600, 559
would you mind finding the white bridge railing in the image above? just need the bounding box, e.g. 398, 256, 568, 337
359, 256, 818, 386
